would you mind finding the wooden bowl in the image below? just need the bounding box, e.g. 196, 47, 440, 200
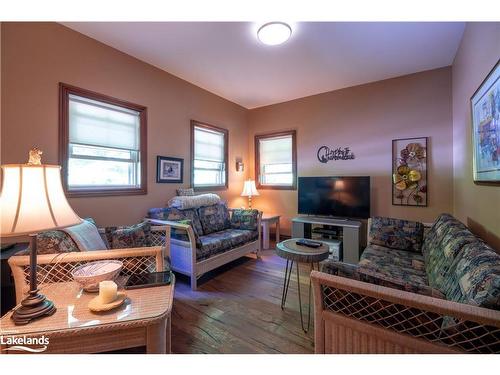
72, 260, 123, 292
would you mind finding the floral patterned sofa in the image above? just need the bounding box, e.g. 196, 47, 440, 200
313, 213, 500, 353
146, 203, 261, 290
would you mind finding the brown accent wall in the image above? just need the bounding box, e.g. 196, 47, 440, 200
248, 68, 454, 234
1, 22, 249, 228
452, 22, 500, 251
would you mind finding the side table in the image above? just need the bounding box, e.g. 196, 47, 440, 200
0, 279, 175, 354
276, 239, 329, 333
261, 214, 280, 250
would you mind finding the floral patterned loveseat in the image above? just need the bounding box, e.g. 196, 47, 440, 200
313, 213, 500, 353
146, 203, 261, 290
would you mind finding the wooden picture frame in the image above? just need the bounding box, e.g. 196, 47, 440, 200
392, 137, 428, 207
471, 59, 500, 183
156, 156, 184, 183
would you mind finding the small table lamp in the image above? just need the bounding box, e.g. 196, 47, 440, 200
0, 148, 82, 325
241, 180, 259, 209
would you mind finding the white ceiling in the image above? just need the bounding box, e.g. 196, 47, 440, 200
62, 22, 465, 109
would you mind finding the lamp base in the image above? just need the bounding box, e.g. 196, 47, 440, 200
11, 290, 56, 325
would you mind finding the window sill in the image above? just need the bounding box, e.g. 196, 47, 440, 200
256, 184, 296, 191
66, 187, 147, 198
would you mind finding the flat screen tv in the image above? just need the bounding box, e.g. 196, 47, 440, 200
298, 176, 371, 219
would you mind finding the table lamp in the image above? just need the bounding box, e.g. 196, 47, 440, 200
241, 180, 259, 209
0, 148, 82, 325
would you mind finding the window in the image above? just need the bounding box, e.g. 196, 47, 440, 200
59, 83, 147, 196
191, 120, 228, 190
255, 130, 297, 190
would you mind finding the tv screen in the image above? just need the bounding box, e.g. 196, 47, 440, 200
298, 176, 371, 219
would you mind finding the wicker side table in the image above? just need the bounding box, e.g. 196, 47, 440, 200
0, 279, 175, 354
276, 239, 329, 333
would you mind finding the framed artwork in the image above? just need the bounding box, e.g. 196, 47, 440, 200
471, 59, 500, 183
156, 156, 183, 183
392, 137, 428, 207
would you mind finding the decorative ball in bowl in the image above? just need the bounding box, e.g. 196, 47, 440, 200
71, 260, 123, 292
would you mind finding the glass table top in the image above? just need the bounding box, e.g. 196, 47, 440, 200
0, 280, 174, 336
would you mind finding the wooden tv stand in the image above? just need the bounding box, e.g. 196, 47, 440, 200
291, 216, 362, 264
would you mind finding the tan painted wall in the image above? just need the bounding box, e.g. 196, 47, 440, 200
452, 22, 500, 251
1, 22, 249, 229
4, 22, 496, 248
248, 68, 454, 234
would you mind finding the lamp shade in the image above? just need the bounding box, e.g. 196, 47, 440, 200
241, 180, 259, 197
0, 164, 82, 237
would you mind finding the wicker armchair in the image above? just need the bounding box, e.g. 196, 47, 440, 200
9, 246, 165, 305
311, 270, 500, 353
311, 214, 500, 354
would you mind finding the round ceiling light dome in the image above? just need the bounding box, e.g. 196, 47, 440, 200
257, 22, 292, 46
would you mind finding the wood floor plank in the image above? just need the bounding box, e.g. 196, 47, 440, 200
171, 248, 315, 354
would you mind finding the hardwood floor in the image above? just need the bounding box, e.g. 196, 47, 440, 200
171, 248, 316, 354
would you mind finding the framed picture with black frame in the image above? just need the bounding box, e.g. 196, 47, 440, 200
156, 156, 183, 183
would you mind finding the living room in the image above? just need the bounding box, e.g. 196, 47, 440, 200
1, 0, 500, 371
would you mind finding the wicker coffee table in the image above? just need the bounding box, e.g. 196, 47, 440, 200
276, 239, 329, 333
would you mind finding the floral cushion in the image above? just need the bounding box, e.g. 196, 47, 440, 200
105, 222, 151, 249
321, 259, 445, 298
197, 203, 231, 235
230, 209, 259, 231
369, 216, 424, 253
34, 230, 79, 255
197, 229, 258, 261
422, 213, 459, 261
444, 242, 500, 310
359, 245, 429, 287
424, 216, 477, 293
21, 218, 97, 255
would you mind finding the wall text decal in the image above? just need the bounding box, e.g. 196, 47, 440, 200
317, 146, 355, 163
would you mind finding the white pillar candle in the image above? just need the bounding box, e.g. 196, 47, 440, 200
99, 280, 117, 304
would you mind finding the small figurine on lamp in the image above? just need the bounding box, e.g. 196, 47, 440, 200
241, 180, 259, 209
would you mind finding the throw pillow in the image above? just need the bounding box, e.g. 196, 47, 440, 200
105, 222, 152, 249
198, 203, 231, 235
230, 209, 259, 231
28, 217, 98, 255
369, 216, 424, 253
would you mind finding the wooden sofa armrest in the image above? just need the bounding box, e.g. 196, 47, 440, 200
145, 218, 197, 253
311, 270, 500, 353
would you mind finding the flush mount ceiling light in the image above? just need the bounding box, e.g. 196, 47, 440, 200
257, 22, 292, 46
